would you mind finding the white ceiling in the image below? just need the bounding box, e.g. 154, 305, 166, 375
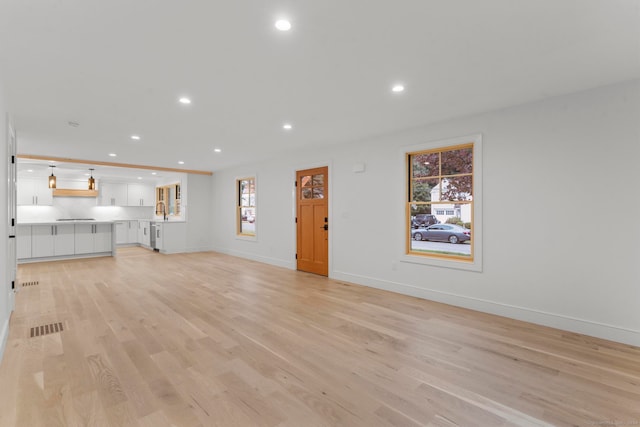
1, 1, 639, 174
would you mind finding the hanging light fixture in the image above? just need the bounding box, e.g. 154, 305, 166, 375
88, 168, 96, 190
48, 165, 57, 189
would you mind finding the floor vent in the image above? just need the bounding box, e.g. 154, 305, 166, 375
22, 281, 40, 287
30, 322, 64, 338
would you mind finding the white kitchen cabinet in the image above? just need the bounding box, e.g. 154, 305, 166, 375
31, 224, 75, 257
17, 179, 53, 206
75, 223, 113, 254
17, 225, 32, 259
138, 220, 151, 247
115, 221, 128, 244
94, 224, 113, 252
99, 182, 128, 206
127, 220, 139, 243
127, 184, 155, 207
152, 222, 187, 254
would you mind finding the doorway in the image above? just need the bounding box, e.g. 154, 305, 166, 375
296, 166, 328, 276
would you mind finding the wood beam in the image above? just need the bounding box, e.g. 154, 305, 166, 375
17, 154, 213, 176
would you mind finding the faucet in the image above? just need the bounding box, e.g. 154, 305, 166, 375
156, 201, 167, 221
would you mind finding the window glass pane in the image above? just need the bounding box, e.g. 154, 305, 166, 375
411, 178, 439, 202
410, 217, 472, 257
441, 148, 472, 175
412, 152, 440, 178
312, 174, 324, 186
312, 187, 324, 199
440, 176, 472, 202
240, 207, 256, 235
301, 188, 312, 199
301, 176, 313, 187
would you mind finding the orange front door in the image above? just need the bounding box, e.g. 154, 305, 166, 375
296, 166, 328, 276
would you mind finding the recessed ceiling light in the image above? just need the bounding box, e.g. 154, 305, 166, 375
392, 84, 405, 93
108, 153, 117, 157
178, 161, 185, 165
179, 97, 191, 105
131, 135, 141, 140
275, 19, 291, 31
214, 148, 222, 153
151, 172, 157, 175
27, 169, 33, 172
137, 177, 142, 180
283, 123, 293, 130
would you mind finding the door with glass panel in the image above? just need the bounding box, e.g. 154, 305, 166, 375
296, 166, 328, 276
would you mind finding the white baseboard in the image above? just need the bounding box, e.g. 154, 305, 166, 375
0, 316, 9, 365
211, 246, 295, 270
331, 270, 640, 347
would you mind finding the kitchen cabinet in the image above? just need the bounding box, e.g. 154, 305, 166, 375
17, 225, 32, 259
116, 220, 140, 244
115, 221, 128, 244
128, 220, 139, 243
17, 178, 53, 206
138, 220, 151, 247
127, 184, 155, 207
75, 223, 112, 254
151, 221, 186, 254
32, 224, 75, 257
99, 182, 127, 206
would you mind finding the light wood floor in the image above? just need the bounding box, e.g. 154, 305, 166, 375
1, 248, 639, 427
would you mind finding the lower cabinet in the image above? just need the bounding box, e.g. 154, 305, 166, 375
17, 225, 32, 259
31, 224, 75, 257
138, 221, 151, 247
115, 221, 128, 245
128, 220, 138, 243
75, 223, 113, 254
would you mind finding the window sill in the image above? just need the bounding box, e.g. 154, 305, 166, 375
236, 234, 257, 242
400, 253, 482, 272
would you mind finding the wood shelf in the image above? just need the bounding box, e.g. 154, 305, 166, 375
52, 189, 99, 197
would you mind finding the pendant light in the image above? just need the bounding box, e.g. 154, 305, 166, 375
88, 168, 96, 190
48, 165, 57, 189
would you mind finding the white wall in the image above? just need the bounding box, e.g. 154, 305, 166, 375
0, 75, 10, 361
184, 174, 214, 253
211, 80, 640, 346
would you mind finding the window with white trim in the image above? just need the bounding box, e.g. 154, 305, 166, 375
407, 143, 474, 261
237, 177, 256, 236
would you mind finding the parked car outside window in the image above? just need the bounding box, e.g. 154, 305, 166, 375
411, 224, 471, 244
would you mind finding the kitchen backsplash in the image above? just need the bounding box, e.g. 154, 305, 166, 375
18, 197, 153, 222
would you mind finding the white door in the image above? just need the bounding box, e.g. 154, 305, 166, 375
7, 117, 17, 308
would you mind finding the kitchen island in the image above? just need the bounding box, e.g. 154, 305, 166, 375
17, 220, 115, 263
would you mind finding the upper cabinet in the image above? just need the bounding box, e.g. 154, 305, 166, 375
98, 182, 127, 206
127, 183, 155, 207
17, 178, 53, 206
